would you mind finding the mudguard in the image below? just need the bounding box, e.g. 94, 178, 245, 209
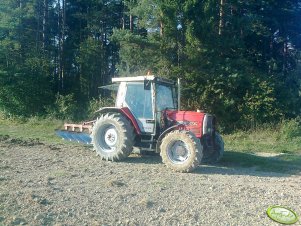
96, 107, 141, 135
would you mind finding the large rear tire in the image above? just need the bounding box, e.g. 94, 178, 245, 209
160, 130, 203, 173
201, 132, 224, 163
91, 113, 135, 161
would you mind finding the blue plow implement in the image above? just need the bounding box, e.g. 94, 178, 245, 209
55, 130, 92, 144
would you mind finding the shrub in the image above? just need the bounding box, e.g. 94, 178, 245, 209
87, 96, 115, 119
279, 118, 301, 140
47, 94, 78, 120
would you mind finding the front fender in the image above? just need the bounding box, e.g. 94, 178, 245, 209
155, 124, 182, 153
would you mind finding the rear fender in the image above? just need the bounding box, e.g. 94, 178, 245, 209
95, 107, 141, 135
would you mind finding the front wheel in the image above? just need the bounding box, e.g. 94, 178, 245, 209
160, 130, 203, 173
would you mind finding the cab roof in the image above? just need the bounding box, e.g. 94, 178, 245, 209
111, 75, 175, 85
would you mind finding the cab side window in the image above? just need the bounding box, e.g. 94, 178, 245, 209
125, 83, 153, 118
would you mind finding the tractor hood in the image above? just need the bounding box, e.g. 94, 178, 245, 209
165, 110, 215, 138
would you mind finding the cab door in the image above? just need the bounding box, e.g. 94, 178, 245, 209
124, 82, 155, 134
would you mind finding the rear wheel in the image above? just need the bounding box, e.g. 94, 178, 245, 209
91, 113, 135, 161
201, 132, 224, 163
160, 130, 203, 173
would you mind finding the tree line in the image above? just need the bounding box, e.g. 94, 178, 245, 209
0, 0, 300, 131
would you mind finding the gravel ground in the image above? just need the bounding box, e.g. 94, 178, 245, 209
0, 136, 300, 226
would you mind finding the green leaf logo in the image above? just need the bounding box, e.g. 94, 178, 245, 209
267, 206, 299, 225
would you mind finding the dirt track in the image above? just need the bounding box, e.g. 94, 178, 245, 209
0, 136, 300, 226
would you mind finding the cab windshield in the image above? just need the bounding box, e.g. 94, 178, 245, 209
156, 84, 176, 111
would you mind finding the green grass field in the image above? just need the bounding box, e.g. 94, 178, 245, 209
0, 117, 65, 144
222, 121, 301, 173
224, 130, 301, 154
1, 117, 300, 174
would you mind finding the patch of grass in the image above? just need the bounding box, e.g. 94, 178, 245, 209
221, 151, 301, 173
224, 120, 301, 154
222, 120, 301, 173
0, 117, 67, 144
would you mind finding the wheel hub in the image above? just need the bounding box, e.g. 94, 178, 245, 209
167, 141, 190, 164
175, 145, 186, 156
104, 128, 118, 146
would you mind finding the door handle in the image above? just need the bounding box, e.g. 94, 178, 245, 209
146, 119, 155, 123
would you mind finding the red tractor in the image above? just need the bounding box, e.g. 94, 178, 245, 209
57, 75, 224, 172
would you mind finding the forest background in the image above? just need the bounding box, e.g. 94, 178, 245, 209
0, 0, 301, 133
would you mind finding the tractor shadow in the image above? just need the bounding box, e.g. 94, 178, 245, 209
125, 153, 162, 165
195, 151, 301, 177
125, 151, 301, 177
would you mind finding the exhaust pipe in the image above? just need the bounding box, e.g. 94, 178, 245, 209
177, 78, 181, 111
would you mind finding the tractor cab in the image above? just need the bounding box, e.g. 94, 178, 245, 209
112, 76, 177, 135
